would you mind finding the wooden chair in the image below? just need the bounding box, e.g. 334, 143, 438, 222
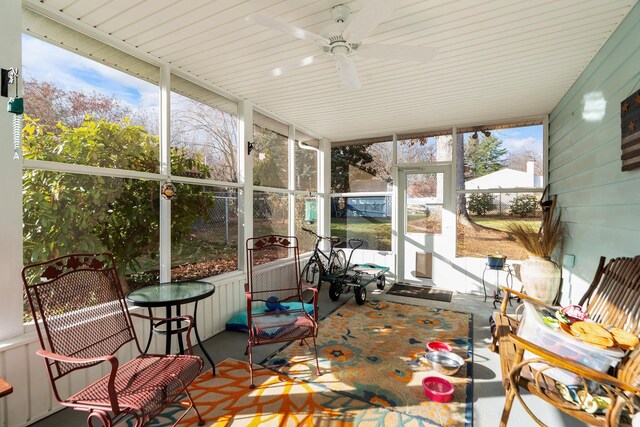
493, 256, 640, 426
22, 253, 205, 426
245, 235, 320, 388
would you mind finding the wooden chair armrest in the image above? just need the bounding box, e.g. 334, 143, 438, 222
36, 349, 121, 413
498, 286, 559, 314
508, 334, 638, 394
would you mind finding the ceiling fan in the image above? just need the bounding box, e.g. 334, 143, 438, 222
247, 1, 438, 90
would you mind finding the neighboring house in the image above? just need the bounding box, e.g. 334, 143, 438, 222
465, 160, 542, 189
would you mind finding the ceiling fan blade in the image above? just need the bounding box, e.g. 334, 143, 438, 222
334, 53, 361, 90
247, 14, 330, 47
342, 0, 395, 44
358, 44, 439, 62
266, 54, 330, 77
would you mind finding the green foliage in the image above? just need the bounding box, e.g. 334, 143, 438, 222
510, 194, 539, 217
467, 193, 494, 216
22, 115, 212, 275
465, 135, 507, 178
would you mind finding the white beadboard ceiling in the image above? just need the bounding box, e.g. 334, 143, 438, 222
24, 0, 637, 142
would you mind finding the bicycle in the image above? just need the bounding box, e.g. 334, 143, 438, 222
300, 227, 347, 303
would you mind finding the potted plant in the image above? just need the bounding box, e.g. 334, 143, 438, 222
508, 214, 565, 304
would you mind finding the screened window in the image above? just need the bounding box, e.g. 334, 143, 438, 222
171, 185, 238, 279
456, 124, 544, 259
331, 140, 393, 193
254, 192, 289, 236
22, 34, 160, 172
397, 133, 453, 163
171, 75, 238, 182
253, 113, 288, 188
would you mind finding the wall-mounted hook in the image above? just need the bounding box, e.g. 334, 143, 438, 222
247, 141, 254, 155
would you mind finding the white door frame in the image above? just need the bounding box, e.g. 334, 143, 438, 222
396, 163, 455, 285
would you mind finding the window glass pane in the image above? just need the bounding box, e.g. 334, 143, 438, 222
330, 196, 391, 251
331, 141, 392, 193
22, 171, 159, 287
456, 124, 544, 259
462, 125, 543, 189
171, 76, 238, 182
254, 192, 289, 236
406, 173, 443, 234
22, 34, 160, 172
397, 135, 453, 163
295, 130, 317, 192
295, 195, 317, 253
253, 123, 288, 188
456, 191, 543, 259
171, 185, 238, 279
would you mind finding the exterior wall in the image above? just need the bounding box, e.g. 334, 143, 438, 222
0, 272, 246, 427
548, 3, 640, 304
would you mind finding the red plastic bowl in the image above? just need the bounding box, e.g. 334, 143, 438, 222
422, 376, 454, 403
426, 341, 453, 353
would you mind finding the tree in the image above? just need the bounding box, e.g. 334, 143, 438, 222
331, 144, 378, 193
465, 135, 508, 178
171, 100, 238, 182
23, 80, 132, 131
22, 114, 212, 278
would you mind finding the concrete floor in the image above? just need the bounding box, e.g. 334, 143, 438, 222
30, 284, 587, 427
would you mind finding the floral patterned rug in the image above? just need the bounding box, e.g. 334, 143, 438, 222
263, 299, 473, 426
150, 358, 438, 426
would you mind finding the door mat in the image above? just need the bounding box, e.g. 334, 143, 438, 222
386, 283, 453, 302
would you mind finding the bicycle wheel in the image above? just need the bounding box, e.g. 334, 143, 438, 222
331, 249, 347, 273
301, 259, 322, 304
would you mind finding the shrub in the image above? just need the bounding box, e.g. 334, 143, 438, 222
510, 194, 538, 217
467, 193, 494, 216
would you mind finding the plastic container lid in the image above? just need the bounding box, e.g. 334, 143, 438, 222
426, 341, 453, 352
422, 376, 454, 403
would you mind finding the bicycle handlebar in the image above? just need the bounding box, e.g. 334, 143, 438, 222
302, 227, 342, 245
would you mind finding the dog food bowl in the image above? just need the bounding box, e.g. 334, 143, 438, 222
422, 376, 454, 403
426, 341, 453, 353
424, 351, 465, 375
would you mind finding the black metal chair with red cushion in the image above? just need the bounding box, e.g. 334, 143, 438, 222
22, 253, 205, 426
245, 235, 320, 388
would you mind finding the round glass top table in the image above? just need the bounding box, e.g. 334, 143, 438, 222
127, 281, 216, 374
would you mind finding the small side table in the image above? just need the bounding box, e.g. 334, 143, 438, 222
127, 281, 216, 375
0, 377, 12, 397
482, 262, 514, 306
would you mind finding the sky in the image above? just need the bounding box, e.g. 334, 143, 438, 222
22, 33, 543, 155
22, 34, 158, 112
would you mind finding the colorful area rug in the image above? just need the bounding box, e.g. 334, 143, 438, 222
386, 283, 454, 302
263, 300, 473, 426
150, 358, 435, 426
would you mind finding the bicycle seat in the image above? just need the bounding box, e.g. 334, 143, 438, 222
330, 236, 341, 244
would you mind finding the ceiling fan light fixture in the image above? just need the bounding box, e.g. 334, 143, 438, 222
330, 5, 351, 23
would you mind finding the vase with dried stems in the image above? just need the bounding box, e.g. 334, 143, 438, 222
508, 213, 565, 305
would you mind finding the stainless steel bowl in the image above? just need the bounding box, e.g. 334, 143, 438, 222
424, 351, 464, 375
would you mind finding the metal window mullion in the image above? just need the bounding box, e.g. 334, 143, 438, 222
159, 65, 171, 283
238, 100, 253, 271
288, 124, 296, 237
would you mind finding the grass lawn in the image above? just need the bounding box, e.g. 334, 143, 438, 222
331, 216, 392, 251
470, 216, 541, 232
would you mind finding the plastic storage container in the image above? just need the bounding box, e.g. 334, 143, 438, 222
517, 302, 624, 374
